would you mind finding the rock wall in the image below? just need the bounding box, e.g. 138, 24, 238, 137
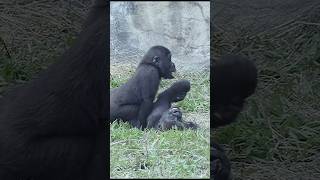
110, 1, 210, 72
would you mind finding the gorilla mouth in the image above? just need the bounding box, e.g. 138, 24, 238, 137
165, 73, 175, 79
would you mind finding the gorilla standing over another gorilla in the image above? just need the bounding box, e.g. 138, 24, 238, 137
110, 46, 176, 129
0, 0, 107, 179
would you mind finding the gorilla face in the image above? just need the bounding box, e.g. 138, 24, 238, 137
149, 46, 176, 79
156, 107, 183, 130
168, 107, 182, 120
159, 53, 176, 79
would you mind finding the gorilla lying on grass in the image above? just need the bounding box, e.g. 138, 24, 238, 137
156, 106, 198, 131
212, 55, 258, 180
146, 80, 198, 131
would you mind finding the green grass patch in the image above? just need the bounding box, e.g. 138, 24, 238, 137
110, 122, 210, 178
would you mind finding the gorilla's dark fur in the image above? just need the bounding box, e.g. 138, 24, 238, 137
146, 80, 191, 129
110, 46, 176, 129
212, 55, 258, 180
157, 107, 198, 131
0, 0, 107, 179
213, 55, 257, 128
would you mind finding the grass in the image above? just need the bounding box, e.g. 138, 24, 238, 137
213, 7, 320, 179
110, 122, 209, 178
110, 64, 210, 178
0, 1, 90, 96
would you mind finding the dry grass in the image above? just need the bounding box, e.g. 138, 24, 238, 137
213, 3, 320, 179
0, 0, 91, 94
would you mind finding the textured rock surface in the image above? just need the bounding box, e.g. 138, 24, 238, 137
110, 1, 210, 72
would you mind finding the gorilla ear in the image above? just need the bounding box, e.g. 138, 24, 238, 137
152, 56, 160, 64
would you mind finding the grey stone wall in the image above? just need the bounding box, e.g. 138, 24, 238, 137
110, 1, 210, 72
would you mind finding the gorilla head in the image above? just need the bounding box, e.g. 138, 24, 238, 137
156, 107, 198, 131
140, 46, 176, 79
157, 107, 183, 130
213, 55, 258, 128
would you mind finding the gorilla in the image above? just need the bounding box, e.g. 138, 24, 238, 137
212, 55, 258, 180
213, 55, 258, 128
157, 107, 198, 131
146, 79, 191, 129
110, 46, 176, 129
0, 0, 107, 180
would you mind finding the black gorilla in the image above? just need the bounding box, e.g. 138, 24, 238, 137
157, 107, 198, 131
0, 1, 107, 180
146, 79, 191, 129
212, 55, 258, 180
110, 46, 176, 129
213, 55, 258, 128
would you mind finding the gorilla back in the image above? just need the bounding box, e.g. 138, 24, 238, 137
0, 0, 107, 179
110, 46, 176, 129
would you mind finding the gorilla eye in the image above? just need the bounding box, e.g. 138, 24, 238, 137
152, 56, 160, 63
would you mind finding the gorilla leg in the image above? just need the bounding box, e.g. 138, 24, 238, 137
146, 80, 191, 129
111, 105, 141, 128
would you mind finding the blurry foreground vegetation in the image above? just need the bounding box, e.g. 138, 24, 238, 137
0, 0, 91, 95
213, 4, 320, 180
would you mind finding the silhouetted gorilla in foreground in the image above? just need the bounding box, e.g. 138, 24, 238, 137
0, 0, 107, 180
110, 46, 176, 129
212, 55, 258, 180
146, 80, 191, 129
213, 55, 258, 128
157, 107, 198, 131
